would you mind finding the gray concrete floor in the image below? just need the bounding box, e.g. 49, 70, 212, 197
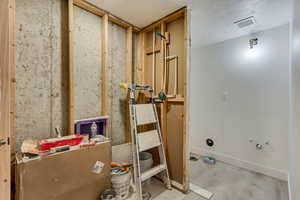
190, 158, 289, 200
143, 159, 289, 200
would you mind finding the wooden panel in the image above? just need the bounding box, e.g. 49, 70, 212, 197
138, 130, 161, 152
0, 0, 14, 199
166, 103, 184, 184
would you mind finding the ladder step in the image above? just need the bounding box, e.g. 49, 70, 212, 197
134, 104, 157, 126
138, 130, 161, 152
141, 164, 166, 182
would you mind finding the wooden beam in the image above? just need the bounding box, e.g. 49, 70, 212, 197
126, 27, 133, 84
10, 0, 16, 160
73, 0, 140, 32
101, 14, 109, 117
145, 45, 160, 55
140, 32, 145, 84
125, 26, 133, 143
0, 0, 14, 198
141, 7, 186, 33
182, 8, 191, 192
74, 0, 105, 16
159, 22, 168, 153
68, 0, 75, 134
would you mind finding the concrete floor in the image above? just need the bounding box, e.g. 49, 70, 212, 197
144, 159, 289, 200
189, 158, 289, 200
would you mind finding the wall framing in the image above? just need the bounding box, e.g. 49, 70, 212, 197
67, 0, 135, 137
6, 1, 190, 196
138, 7, 190, 192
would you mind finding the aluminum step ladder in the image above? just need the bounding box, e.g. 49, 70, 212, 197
122, 83, 171, 200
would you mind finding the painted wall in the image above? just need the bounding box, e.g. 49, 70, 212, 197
190, 24, 290, 179
290, 0, 300, 198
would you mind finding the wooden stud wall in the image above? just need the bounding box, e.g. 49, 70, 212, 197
6, 1, 189, 195
138, 7, 190, 192
68, 0, 136, 140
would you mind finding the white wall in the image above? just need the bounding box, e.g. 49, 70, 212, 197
190, 24, 290, 180
289, 0, 300, 198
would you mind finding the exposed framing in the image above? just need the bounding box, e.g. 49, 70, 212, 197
101, 14, 109, 116
0, 0, 15, 199
138, 7, 190, 192
183, 8, 191, 192
68, 0, 75, 134
125, 26, 133, 142
67, 0, 135, 138
73, 0, 140, 32
6, 1, 190, 196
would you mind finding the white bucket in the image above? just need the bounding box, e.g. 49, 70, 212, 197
111, 172, 131, 200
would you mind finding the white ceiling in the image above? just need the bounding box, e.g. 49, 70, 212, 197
87, 0, 185, 28
86, 0, 292, 47
182, 0, 293, 47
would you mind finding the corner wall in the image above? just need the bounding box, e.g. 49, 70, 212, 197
190, 24, 290, 180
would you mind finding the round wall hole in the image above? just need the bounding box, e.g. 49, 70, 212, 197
206, 138, 214, 147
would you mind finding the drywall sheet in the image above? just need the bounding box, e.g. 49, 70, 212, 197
16, 142, 111, 200
15, 0, 68, 149
73, 6, 102, 120
108, 22, 127, 145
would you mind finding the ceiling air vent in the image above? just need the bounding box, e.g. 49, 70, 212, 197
234, 16, 256, 28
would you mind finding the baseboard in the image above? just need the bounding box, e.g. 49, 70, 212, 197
191, 146, 288, 181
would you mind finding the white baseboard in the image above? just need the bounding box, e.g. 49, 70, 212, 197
191, 146, 288, 181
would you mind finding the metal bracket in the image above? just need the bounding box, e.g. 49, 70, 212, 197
0, 138, 7, 146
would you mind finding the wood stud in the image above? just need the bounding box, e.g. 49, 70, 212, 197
0, 0, 14, 198
68, 0, 75, 134
182, 8, 191, 192
125, 26, 133, 142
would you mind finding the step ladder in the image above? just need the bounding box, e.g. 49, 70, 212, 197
122, 83, 171, 200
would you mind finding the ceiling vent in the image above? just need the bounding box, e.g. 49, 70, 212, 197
234, 16, 256, 28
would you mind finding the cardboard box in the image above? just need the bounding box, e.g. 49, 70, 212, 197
16, 141, 111, 200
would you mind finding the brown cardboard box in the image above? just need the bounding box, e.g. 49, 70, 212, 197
16, 141, 111, 200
